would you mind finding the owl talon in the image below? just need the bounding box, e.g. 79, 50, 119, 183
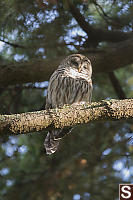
72, 101, 86, 107
53, 136, 62, 140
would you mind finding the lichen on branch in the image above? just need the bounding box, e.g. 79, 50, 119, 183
0, 99, 133, 136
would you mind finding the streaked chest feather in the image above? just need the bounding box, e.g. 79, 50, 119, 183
49, 74, 91, 107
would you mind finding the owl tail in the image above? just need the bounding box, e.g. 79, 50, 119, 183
44, 128, 74, 155
44, 131, 60, 155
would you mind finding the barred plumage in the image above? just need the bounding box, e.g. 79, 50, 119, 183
44, 54, 93, 154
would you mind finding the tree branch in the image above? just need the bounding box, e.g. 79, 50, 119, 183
0, 38, 133, 87
68, 3, 133, 44
0, 99, 133, 136
108, 72, 126, 99
0, 39, 25, 49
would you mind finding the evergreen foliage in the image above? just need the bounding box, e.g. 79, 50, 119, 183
0, 0, 133, 199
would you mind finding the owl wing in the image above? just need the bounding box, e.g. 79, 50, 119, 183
45, 70, 59, 109
44, 70, 61, 154
88, 80, 93, 103
45, 94, 52, 110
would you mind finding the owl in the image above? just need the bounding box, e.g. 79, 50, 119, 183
44, 54, 93, 154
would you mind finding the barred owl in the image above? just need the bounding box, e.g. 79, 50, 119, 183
44, 54, 93, 154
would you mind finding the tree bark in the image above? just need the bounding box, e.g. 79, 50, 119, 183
0, 99, 133, 136
0, 38, 133, 87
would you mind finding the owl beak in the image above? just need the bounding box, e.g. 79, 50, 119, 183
78, 67, 81, 73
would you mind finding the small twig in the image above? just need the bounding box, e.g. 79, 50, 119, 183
108, 71, 126, 99
94, 2, 110, 25
0, 39, 25, 49
5, 85, 48, 91
93, 0, 111, 19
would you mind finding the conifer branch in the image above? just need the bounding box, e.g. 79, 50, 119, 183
0, 38, 133, 87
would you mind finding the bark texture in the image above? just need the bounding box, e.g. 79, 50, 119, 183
0, 99, 133, 136
0, 38, 133, 87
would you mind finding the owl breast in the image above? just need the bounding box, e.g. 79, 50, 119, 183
46, 70, 92, 109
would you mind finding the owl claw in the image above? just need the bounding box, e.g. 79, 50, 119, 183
72, 101, 86, 106
53, 136, 62, 140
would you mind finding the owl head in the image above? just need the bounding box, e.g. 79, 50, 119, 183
59, 54, 92, 79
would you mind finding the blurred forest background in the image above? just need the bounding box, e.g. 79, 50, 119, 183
0, 0, 133, 200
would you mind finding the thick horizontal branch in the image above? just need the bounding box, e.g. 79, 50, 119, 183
0, 38, 133, 87
0, 99, 133, 136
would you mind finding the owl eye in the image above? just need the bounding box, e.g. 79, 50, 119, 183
71, 60, 78, 67
83, 65, 88, 70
